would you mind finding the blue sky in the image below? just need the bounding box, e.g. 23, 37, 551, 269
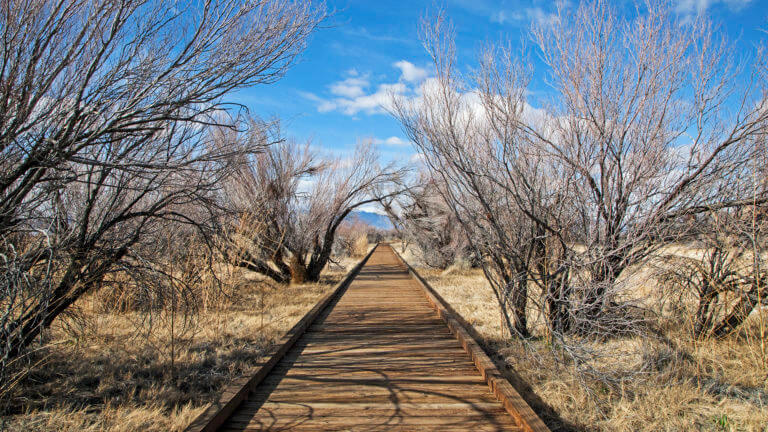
232, 0, 767, 166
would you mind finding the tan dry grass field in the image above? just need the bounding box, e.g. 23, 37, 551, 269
4, 243, 767, 431
1, 256, 362, 432
409, 250, 768, 431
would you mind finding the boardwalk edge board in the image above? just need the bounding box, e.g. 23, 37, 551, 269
389, 244, 551, 432
184, 244, 379, 432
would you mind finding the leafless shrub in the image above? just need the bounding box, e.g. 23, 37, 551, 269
334, 217, 371, 258
220, 138, 403, 283
660, 211, 767, 343
380, 171, 476, 269
392, 0, 768, 386
0, 0, 325, 403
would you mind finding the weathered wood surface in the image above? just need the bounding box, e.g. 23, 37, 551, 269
185, 245, 378, 432
390, 245, 551, 432
199, 244, 549, 431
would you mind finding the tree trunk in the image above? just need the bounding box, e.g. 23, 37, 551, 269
289, 254, 308, 284
710, 279, 768, 338
510, 275, 529, 338
304, 214, 353, 283
546, 271, 572, 334
693, 286, 717, 339
234, 250, 290, 284
1, 254, 112, 363
532, 232, 573, 334
583, 252, 626, 324
305, 246, 333, 282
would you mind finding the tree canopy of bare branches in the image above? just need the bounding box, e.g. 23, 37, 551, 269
221, 139, 404, 284
392, 0, 768, 379
0, 0, 325, 390
379, 170, 474, 269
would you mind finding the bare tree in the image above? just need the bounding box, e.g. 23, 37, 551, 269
379, 171, 474, 269
662, 139, 768, 340
334, 216, 372, 259
662, 212, 768, 339
392, 15, 562, 337
528, 0, 768, 327
392, 0, 768, 381
0, 0, 325, 390
222, 139, 403, 283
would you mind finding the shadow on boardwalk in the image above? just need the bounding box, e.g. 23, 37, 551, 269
221, 245, 533, 431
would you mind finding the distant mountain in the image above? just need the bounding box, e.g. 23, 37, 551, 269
348, 210, 394, 230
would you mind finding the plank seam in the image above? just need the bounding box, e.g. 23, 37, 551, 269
184, 244, 379, 432
388, 244, 551, 432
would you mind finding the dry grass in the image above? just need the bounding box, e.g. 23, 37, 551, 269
6, 242, 764, 431
1, 255, 362, 432
415, 261, 768, 432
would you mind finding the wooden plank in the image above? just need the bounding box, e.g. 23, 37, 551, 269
229, 412, 513, 423
245, 392, 501, 405
268, 366, 484, 378
300, 332, 453, 341
183, 245, 379, 432
226, 415, 520, 428
260, 375, 487, 385
256, 380, 495, 392
223, 424, 521, 432
230, 406, 509, 418
307, 324, 450, 332
269, 366, 483, 376
293, 340, 468, 350
389, 244, 551, 432
193, 243, 547, 431
241, 401, 508, 411
293, 346, 468, 356
273, 358, 478, 367
250, 387, 501, 402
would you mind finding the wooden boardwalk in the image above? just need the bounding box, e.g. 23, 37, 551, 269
191, 244, 548, 431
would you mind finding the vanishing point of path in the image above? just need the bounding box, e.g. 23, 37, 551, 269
218, 244, 534, 431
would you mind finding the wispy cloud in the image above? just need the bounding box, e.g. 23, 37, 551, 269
342, 27, 414, 45
675, 0, 753, 19
354, 202, 389, 215
305, 61, 429, 116
409, 152, 425, 163
318, 82, 407, 115
329, 74, 370, 98
374, 136, 411, 146
393, 61, 428, 82
298, 91, 323, 102
491, 7, 558, 26
448, 0, 563, 27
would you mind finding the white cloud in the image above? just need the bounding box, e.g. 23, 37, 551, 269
343, 27, 413, 45
490, 10, 520, 24
297, 178, 315, 195
521, 103, 550, 126
326, 82, 407, 115
393, 60, 428, 83
491, 7, 558, 26
306, 62, 425, 116
298, 91, 323, 102
676, 0, 712, 13
308, 59, 547, 128
355, 202, 389, 216
329, 76, 369, 98
409, 152, 426, 163
374, 136, 411, 147
317, 100, 338, 113
675, 0, 752, 15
